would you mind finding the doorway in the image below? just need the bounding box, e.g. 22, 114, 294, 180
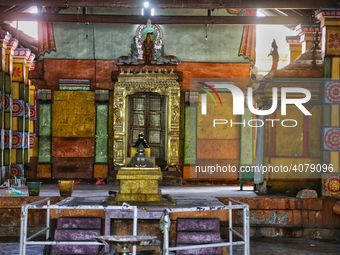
127, 92, 167, 167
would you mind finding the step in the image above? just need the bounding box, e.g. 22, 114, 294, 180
51, 245, 100, 254
177, 218, 220, 232
57, 217, 102, 229
54, 229, 101, 241
176, 232, 221, 244
176, 244, 222, 255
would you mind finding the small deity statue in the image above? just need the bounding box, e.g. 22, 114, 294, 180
132, 132, 150, 149
142, 32, 155, 64
268, 39, 279, 71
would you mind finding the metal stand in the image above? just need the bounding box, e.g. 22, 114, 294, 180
19, 197, 250, 255
162, 198, 250, 255
19, 197, 138, 255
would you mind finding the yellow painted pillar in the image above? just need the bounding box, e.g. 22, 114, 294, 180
28, 56, 36, 159
24, 54, 35, 163
317, 9, 340, 196
12, 48, 31, 177
285, 36, 302, 63
0, 32, 11, 182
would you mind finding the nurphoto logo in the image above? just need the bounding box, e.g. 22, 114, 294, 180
199, 82, 312, 128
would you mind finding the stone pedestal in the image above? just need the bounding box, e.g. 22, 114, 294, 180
116, 167, 162, 202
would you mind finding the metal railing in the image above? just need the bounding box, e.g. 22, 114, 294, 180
162, 198, 250, 255
20, 197, 249, 255
19, 197, 138, 255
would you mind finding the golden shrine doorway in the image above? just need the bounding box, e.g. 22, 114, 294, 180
113, 69, 180, 167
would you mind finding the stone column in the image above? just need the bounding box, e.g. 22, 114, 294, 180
317, 8, 340, 196
94, 90, 109, 179
36, 89, 52, 178
183, 92, 198, 179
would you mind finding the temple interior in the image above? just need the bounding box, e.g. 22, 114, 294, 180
1, 1, 340, 255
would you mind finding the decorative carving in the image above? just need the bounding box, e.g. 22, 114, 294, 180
135, 19, 163, 60
155, 51, 181, 65
114, 96, 123, 126
115, 50, 139, 66
113, 70, 180, 166
171, 94, 180, 124
116, 19, 179, 66
169, 139, 179, 165
114, 140, 123, 158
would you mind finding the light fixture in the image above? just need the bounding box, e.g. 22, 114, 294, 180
142, 2, 152, 17
205, 24, 209, 40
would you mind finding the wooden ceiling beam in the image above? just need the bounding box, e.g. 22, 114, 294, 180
0, 0, 338, 9
0, 5, 16, 13
0, 13, 311, 25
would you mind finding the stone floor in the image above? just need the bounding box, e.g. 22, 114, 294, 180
1, 237, 340, 255
3, 185, 339, 254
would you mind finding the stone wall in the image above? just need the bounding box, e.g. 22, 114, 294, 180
0, 197, 63, 237
28, 59, 251, 180
218, 197, 340, 239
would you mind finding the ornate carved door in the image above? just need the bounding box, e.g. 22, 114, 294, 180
128, 92, 167, 167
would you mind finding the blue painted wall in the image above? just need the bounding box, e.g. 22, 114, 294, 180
40, 8, 250, 63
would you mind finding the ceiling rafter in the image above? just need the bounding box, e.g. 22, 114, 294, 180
0, 0, 338, 9
0, 5, 16, 13
0, 13, 311, 25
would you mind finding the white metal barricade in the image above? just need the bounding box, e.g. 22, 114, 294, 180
162, 198, 250, 255
19, 197, 138, 255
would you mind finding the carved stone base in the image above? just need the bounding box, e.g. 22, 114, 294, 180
116, 167, 162, 202
116, 193, 163, 202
